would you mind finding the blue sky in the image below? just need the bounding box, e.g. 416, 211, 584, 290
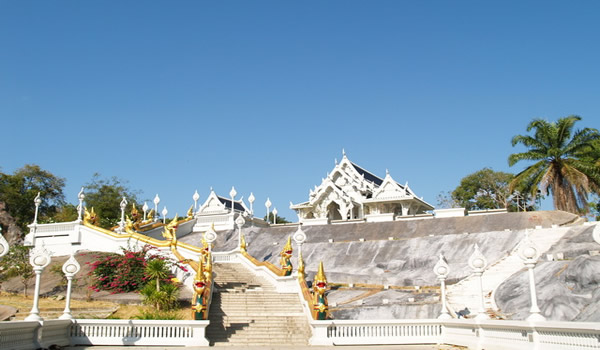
1, 1, 599, 220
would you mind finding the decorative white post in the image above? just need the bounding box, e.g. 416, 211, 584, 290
468, 244, 489, 320
235, 214, 245, 251
293, 225, 307, 259
433, 254, 452, 319
193, 190, 200, 211
162, 206, 168, 224
59, 255, 81, 320
33, 192, 42, 225
518, 231, 546, 322
204, 225, 217, 253
118, 197, 127, 233
265, 198, 272, 223
248, 192, 255, 216
142, 202, 149, 221
0, 227, 9, 259
153, 194, 160, 222
272, 208, 278, 224
25, 246, 52, 321
229, 186, 237, 213
76, 187, 85, 221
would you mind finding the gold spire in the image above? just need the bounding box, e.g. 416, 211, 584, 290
315, 261, 327, 283
282, 236, 293, 253
187, 205, 194, 218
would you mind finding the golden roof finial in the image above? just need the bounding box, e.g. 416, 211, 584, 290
187, 205, 194, 218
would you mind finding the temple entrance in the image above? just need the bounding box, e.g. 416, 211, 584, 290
326, 201, 342, 220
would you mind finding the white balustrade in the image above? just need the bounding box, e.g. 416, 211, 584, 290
70, 319, 209, 346
32, 222, 78, 236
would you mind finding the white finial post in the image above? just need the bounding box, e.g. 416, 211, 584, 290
162, 206, 168, 224
235, 214, 245, 251
468, 244, 489, 320
25, 246, 51, 321
272, 208, 278, 224
204, 225, 217, 254
248, 193, 255, 216
0, 227, 9, 258
518, 231, 545, 321
142, 202, 149, 221
342, 148, 346, 158
229, 186, 237, 214
193, 190, 200, 211
59, 254, 81, 319
265, 198, 272, 224
118, 197, 127, 233
33, 192, 42, 225
77, 187, 85, 221
153, 194, 160, 222
293, 225, 307, 259
433, 254, 452, 319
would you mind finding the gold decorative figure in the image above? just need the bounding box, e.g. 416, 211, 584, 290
162, 214, 179, 242
191, 256, 208, 320
312, 261, 329, 320
124, 216, 136, 233
279, 236, 293, 276
131, 203, 141, 223
186, 205, 194, 218
240, 234, 247, 253
84, 207, 99, 226
297, 251, 305, 280
147, 209, 155, 222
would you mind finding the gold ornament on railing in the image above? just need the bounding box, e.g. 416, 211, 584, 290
240, 234, 247, 253
191, 256, 208, 320
313, 261, 329, 320
297, 251, 305, 280
162, 215, 179, 242
186, 205, 194, 218
131, 203, 141, 224
83, 207, 99, 226
146, 209, 155, 222
279, 236, 293, 276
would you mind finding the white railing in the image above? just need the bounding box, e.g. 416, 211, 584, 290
212, 249, 238, 263
310, 319, 442, 345
30, 221, 79, 236
309, 319, 600, 349
0, 320, 41, 350
70, 319, 209, 346
195, 215, 231, 224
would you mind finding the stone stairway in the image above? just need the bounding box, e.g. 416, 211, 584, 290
206, 263, 311, 346
446, 227, 570, 319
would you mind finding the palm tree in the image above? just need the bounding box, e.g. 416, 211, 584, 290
508, 116, 600, 214
145, 259, 169, 292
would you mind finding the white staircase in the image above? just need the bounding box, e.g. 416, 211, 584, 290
206, 263, 311, 346
446, 227, 570, 318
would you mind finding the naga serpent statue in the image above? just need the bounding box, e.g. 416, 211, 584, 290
162, 215, 212, 320
279, 236, 293, 276
313, 261, 329, 320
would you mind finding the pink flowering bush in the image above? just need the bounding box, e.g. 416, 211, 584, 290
87, 245, 187, 294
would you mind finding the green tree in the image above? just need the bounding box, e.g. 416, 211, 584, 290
451, 168, 516, 211
0, 165, 66, 236
0, 245, 35, 296
145, 259, 169, 292
509, 116, 600, 214
264, 213, 291, 224
84, 173, 140, 229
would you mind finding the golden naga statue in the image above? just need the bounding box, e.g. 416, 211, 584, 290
124, 216, 136, 234
146, 209, 155, 222
312, 261, 329, 320
131, 203, 141, 224
191, 255, 209, 320
162, 215, 179, 242
297, 251, 305, 280
279, 236, 293, 276
83, 207, 99, 226
186, 205, 194, 218
240, 234, 247, 253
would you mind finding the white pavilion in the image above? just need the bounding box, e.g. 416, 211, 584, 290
290, 152, 434, 225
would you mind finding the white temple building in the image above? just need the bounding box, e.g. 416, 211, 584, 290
290, 152, 434, 225
192, 189, 252, 231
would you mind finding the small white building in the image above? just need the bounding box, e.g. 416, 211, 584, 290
290, 152, 434, 225
192, 189, 251, 231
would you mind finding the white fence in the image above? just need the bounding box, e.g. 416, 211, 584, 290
309, 319, 600, 349
0, 319, 209, 348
